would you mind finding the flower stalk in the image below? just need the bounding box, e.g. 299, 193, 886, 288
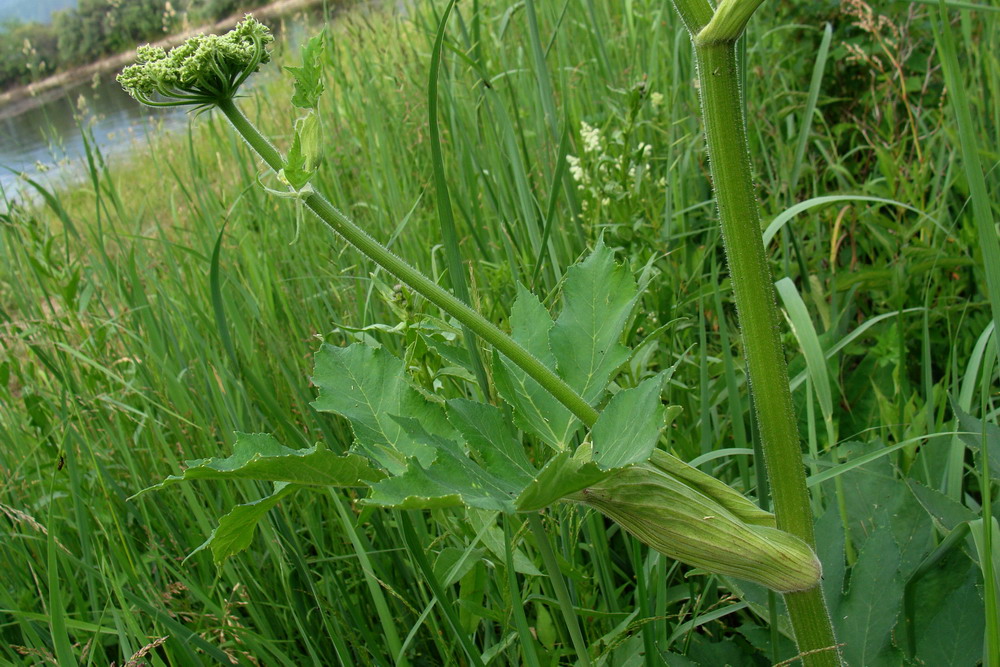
214, 97, 602, 430
669, 0, 841, 663
117, 18, 601, 429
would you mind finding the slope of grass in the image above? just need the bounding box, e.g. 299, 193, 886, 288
1, 0, 997, 664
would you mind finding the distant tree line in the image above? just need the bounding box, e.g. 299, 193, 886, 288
0, 0, 266, 91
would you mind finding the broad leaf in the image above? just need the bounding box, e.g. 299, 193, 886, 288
908, 478, 977, 531
516, 447, 610, 512
366, 416, 526, 512
815, 504, 847, 620
837, 514, 902, 667
550, 239, 637, 406
910, 549, 985, 667
953, 404, 1000, 479
193, 482, 299, 563
131, 432, 382, 498
837, 443, 934, 572
590, 372, 666, 470
312, 343, 457, 474
446, 398, 536, 484
493, 285, 577, 450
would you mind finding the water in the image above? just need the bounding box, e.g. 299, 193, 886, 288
0, 5, 372, 211
0, 73, 191, 209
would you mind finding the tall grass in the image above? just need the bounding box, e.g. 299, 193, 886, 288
1, 0, 996, 664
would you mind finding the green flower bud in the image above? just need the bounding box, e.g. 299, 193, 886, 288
117, 15, 273, 109
570, 451, 822, 593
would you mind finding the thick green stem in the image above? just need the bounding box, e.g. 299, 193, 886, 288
690, 31, 841, 667
215, 97, 600, 430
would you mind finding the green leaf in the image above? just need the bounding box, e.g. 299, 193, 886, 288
434, 547, 486, 586
908, 479, 977, 532
687, 634, 758, 667
909, 549, 985, 667
815, 504, 847, 620
590, 372, 666, 470
446, 398, 537, 484
837, 444, 934, 569
131, 432, 383, 498
493, 285, 577, 450
516, 447, 610, 512
837, 515, 902, 667
466, 510, 542, 576
953, 404, 1000, 479
366, 416, 525, 512
550, 239, 637, 405
193, 482, 300, 563
286, 28, 326, 109
312, 343, 457, 474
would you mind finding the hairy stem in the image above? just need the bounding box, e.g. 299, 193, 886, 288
215, 97, 600, 430
668, 0, 842, 661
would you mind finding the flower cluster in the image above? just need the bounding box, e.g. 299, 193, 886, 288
567, 120, 665, 244
117, 16, 273, 109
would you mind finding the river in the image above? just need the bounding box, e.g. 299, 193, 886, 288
0, 72, 189, 209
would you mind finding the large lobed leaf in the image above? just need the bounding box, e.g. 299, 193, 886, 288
365, 414, 528, 512
492, 284, 577, 450
312, 343, 458, 474
145, 244, 680, 561
550, 238, 638, 405
315, 342, 669, 513
131, 432, 383, 499
494, 240, 639, 449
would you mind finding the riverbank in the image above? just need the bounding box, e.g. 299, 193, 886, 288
0, 0, 334, 121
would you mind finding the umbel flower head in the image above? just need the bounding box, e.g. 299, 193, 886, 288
117, 16, 273, 109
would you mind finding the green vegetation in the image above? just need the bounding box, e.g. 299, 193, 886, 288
2, 0, 998, 665
0, 0, 267, 91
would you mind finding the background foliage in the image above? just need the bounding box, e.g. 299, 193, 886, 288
1, 0, 998, 664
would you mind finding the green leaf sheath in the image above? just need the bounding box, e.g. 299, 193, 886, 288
215, 98, 600, 429
694, 38, 840, 666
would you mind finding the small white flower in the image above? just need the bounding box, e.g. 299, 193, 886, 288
581, 121, 602, 154
567, 155, 589, 185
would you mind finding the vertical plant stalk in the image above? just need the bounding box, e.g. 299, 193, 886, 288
528, 514, 592, 667
214, 97, 602, 429
671, 0, 841, 663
